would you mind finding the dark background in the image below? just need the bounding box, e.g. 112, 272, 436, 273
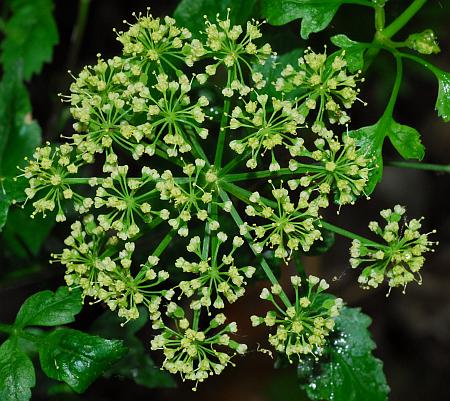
1, 1, 449, 400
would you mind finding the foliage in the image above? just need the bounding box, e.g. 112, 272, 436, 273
1, 0, 59, 80
300, 307, 390, 401
0, 0, 448, 400
0, 287, 126, 400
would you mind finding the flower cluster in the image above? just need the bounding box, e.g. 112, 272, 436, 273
94, 165, 161, 239
155, 159, 231, 236
274, 48, 363, 125
251, 276, 343, 362
19, 6, 420, 387
184, 11, 273, 81
144, 73, 210, 158
175, 233, 256, 311
241, 183, 323, 260
350, 205, 436, 293
53, 216, 170, 323
20, 144, 89, 221
288, 131, 371, 205
151, 309, 246, 389
116, 11, 192, 71
229, 94, 304, 169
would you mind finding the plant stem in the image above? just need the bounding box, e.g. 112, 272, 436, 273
0, 323, 12, 335
374, 4, 386, 31
68, 0, 91, 69
63, 176, 191, 185
320, 221, 380, 246
222, 181, 382, 247
152, 229, 176, 258
364, 0, 427, 71
223, 166, 323, 183
192, 309, 200, 330
202, 204, 212, 259
214, 72, 232, 168
218, 188, 292, 308
398, 51, 440, 75
387, 160, 450, 173
214, 101, 231, 168
385, 55, 403, 115
383, 0, 428, 39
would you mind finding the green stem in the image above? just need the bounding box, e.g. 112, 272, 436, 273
0, 325, 43, 344
374, 4, 386, 31
63, 176, 191, 185
68, 0, 91, 69
214, 102, 231, 167
189, 135, 210, 166
192, 309, 200, 331
364, 0, 427, 71
398, 51, 440, 75
152, 229, 176, 258
222, 181, 382, 247
214, 72, 233, 168
220, 152, 248, 176
387, 160, 450, 173
383, 0, 428, 39
64, 177, 101, 185
0, 323, 12, 335
218, 188, 292, 308
223, 166, 322, 183
320, 221, 380, 247
385, 55, 403, 115
202, 203, 212, 259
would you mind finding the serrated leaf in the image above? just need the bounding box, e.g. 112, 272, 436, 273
91, 309, 175, 388
0, 71, 41, 231
253, 49, 304, 98
301, 307, 389, 401
261, 0, 344, 39
348, 112, 425, 194
434, 68, 450, 122
387, 121, 424, 160
0, 339, 36, 401
14, 287, 82, 329
38, 328, 127, 393
174, 0, 258, 37
331, 34, 365, 72
1, 0, 59, 80
347, 121, 384, 195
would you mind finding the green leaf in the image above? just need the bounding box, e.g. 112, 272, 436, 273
0, 339, 36, 401
1, 0, 59, 80
15, 287, 82, 329
261, 0, 344, 39
253, 49, 304, 98
348, 112, 425, 194
174, 0, 258, 36
347, 121, 384, 195
91, 309, 175, 388
301, 307, 389, 401
2, 203, 56, 257
38, 328, 127, 393
331, 34, 365, 72
434, 68, 450, 122
0, 71, 41, 231
387, 121, 424, 160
